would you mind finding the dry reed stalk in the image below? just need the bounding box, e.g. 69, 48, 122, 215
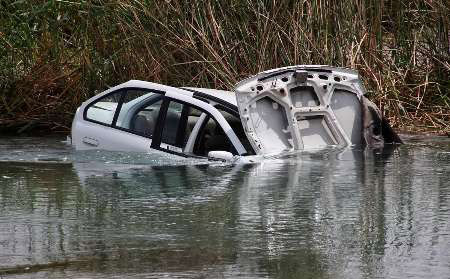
0, 0, 448, 134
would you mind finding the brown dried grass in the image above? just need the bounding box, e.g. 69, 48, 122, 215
0, 0, 448, 134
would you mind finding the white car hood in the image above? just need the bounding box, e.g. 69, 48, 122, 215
234, 65, 366, 155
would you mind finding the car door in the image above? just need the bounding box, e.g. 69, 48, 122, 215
78, 87, 164, 152
149, 96, 248, 158
77, 85, 248, 157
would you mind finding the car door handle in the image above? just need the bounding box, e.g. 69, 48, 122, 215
82, 137, 99, 147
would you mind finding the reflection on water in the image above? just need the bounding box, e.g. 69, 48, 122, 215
0, 136, 449, 278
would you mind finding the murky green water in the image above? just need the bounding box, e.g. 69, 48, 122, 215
0, 136, 449, 279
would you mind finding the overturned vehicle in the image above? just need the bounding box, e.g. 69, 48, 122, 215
71, 66, 402, 159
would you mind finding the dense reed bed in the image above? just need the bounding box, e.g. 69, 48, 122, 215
0, 0, 449, 134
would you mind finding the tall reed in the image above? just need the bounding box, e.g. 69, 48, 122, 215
0, 0, 448, 133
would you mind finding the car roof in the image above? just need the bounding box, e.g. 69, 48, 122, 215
120, 80, 193, 95
183, 87, 237, 106
105, 81, 237, 106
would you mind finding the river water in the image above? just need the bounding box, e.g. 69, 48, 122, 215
0, 136, 449, 279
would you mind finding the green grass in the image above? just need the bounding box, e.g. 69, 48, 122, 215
0, 0, 449, 134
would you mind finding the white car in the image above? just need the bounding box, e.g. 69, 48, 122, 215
71, 65, 401, 160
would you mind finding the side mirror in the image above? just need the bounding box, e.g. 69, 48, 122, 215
207, 151, 234, 161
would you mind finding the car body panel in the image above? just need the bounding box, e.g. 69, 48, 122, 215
234, 65, 366, 155
71, 82, 248, 157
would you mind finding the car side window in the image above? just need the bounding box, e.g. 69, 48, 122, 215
161, 101, 183, 146
85, 91, 122, 125
194, 117, 236, 156
115, 89, 162, 137
127, 98, 163, 137
158, 100, 204, 154
85, 89, 162, 138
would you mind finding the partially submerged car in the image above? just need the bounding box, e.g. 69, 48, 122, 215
71, 65, 401, 159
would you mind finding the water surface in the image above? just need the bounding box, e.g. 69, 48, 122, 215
0, 136, 449, 278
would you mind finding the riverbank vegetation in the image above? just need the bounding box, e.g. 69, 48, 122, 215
1, 0, 448, 134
